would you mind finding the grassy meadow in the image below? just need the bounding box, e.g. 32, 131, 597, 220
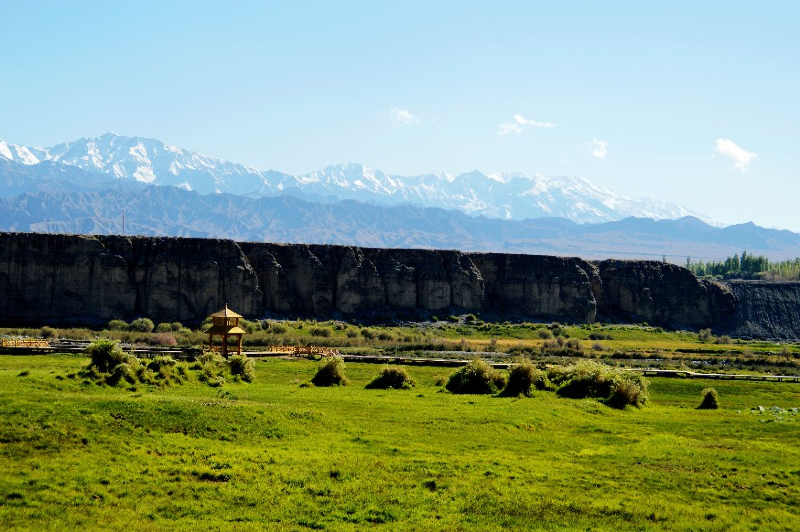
1, 353, 799, 531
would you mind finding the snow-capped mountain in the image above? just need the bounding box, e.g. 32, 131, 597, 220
0, 133, 713, 224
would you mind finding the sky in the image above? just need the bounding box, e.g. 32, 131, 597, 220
1, 1, 799, 230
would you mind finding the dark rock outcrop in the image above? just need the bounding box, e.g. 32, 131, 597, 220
2, 231, 796, 339
596, 260, 736, 329
713, 281, 800, 340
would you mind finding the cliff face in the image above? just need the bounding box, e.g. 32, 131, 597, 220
713, 281, 800, 340
0, 232, 791, 339
596, 260, 736, 329
0, 233, 260, 324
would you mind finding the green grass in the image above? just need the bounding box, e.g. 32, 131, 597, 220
1, 354, 799, 531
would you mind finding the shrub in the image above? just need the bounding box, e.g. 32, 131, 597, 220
698, 388, 720, 409
106, 362, 138, 386
548, 361, 649, 408
39, 326, 56, 339
108, 319, 129, 331
715, 335, 732, 345
311, 356, 348, 387
698, 328, 714, 343
360, 328, 376, 340
86, 340, 128, 373
366, 366, 414, 390
377, 332, 394, 341
228, 354, 255, 383
465, 314, 477, 323
445, 358, 506, 395
537, 329, 553, 339
310, 326, 332, 338
155, 322, 174, 333
345, 329, 359, 339
149, 333, 178, 346
130, 317, 155, 333
589, 332, 613, 340
500, 359, 549, 397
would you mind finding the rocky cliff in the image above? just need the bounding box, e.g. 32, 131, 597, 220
1, 232, 793, 339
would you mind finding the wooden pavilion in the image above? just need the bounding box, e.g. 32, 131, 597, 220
206, 304, 246, 357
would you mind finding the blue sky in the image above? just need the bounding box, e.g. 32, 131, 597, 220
2, 1, 798, 230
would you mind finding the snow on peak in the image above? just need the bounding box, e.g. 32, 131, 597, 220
1, 133, 716, 225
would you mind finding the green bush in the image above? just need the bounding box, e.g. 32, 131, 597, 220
106, 362, 138, 386
366, 366, 414, 390
129, 317, 155, 333
310, 326, 332, 338
548, 361, 649, 408
155, 322, 174, 333
86, 339, 127, 373
311, 356, 348, 387
228, 354, 256, 383
108, 319, 129, 331
446, 358, 507, 395
500, 359, 550, 397
698, 388, 720, 409
537, 329, 553, 339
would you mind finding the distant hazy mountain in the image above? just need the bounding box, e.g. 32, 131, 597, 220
0, 133, 712, 224
2, 185, 799, 261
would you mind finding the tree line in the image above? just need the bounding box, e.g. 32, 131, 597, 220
686, 251, 800, 280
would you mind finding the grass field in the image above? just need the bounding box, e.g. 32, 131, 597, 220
1, 354, 799, 531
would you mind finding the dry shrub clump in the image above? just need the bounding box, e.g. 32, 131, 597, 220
311, 356, 348, 387
446, 358, 507, 395
499, 359, 551, 397
548, 361, 649, 408
83, 340, 193, 387
366, 366, 414, 390
698, 388, 720, 409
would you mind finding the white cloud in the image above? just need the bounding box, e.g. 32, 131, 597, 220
389, 107, 419, 126
496, 114, 555, 135
588, 138, 608, 159
715, 138, 757, 172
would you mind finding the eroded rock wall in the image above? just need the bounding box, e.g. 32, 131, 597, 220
3, 232, 790, 338
596, 260, 736, 329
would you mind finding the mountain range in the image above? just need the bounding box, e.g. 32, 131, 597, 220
1, 133, 710, 224
2, 132, 799, 261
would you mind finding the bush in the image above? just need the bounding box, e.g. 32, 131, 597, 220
155, 322, 174, 333
108, 319, 129, 331
445, 358, 506, 395
39, 326, 56, 339
698, 328, 714, 343
500, 359, 549, 397
698, 388, 720, 409
360, 328, 376, 340
548, 361, 649, 408
310, 326, 332, 338
228, 354, 255, 383
106, 362, 138, 386
86, 340, 127, 373
366, 366, 414, 390
537, 329, 553, 339
311, 356, 348, 387
149, 333, 178, 346
130, 317, 155, 333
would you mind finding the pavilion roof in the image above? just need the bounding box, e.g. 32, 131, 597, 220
209, 304, 243, 319
206, 325, 247, 335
